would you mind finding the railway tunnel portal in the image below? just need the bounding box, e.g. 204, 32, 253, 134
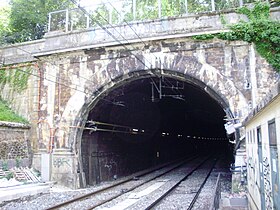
80, 71, 234, 186
31, 38, 277, 189
1, 7, 279, 188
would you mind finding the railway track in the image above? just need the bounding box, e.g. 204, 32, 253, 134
144, 157, 218, 210
46, 155, 198, 210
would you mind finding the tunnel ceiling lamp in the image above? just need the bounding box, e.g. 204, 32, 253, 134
151, 76, 185, 102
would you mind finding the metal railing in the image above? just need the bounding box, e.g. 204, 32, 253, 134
48, 0, 268, 32
209, 173, 221, 210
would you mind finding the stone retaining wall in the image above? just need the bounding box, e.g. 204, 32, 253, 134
0, 121, 31, 169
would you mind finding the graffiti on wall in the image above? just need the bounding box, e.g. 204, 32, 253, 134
53, 157, 71, 168
104, 157, 118, 177
263, 157, 273, 209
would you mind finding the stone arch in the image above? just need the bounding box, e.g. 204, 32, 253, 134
69, 49, 249, 146
68, 64, 246, 187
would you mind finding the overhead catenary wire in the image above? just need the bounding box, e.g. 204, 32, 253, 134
0, 0, 165, 105
1, 0, 239, 101
1, 1, 236, 113
0, 1, 153, 97
68, 0, 156, 70
0, 0, 162, 103
102, 0, 159, 60
0, 44, 141, 106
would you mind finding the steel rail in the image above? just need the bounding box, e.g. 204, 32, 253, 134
208, 173, 221, 210
46, 155, 197, 210
187, 158, 218, 210
144, 156, 217, 210
86, 156, 199, 210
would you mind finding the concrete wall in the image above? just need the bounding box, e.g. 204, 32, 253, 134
244, 81, 280, 210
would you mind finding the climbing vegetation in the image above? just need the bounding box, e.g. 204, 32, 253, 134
193, 2, 280, 72
0, 66, 32, 92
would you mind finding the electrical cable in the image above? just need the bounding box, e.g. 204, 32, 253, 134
1, 2, 155, 99
102, 0, 159, 60
0, 43, 140, 106
2, 0, 164, 102
69, 0, 155, 70
0, 0, 163, 104
101, 0, 167, 89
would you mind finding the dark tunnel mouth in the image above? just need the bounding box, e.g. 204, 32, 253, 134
81, 75, 234, 186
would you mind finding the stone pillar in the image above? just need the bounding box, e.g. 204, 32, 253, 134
51, 149, 79, 188
33, 149, 79, 189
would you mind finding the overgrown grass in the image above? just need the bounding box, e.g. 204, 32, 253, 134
0, 98, 28, 123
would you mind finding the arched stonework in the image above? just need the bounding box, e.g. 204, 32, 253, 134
35, 39, 278, 188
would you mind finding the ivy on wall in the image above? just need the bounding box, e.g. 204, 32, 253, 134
0, 66, 32, 92
193, 2, 280, 72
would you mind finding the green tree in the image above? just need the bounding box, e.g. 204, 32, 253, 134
136, 0, 158, 20
0, 5, 10, 32
0, 4, 11, 44
1, 0, 73, 44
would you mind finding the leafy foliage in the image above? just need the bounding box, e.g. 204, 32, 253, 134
1, 160, 8, 171
0, 98, 28, 123
0, 5, 10, 32
0, 4, 11, 44
136, 0, 159, 20
219, 2, 280, 71
0, 67, 32, 92
192, 34, 216, 40
0, 0, 73, 44
193, 2, 280, 72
